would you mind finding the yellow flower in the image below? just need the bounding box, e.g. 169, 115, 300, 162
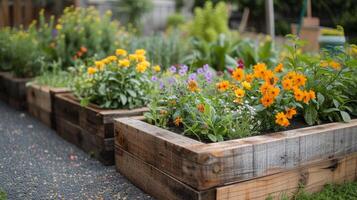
274, 63, 283, 72
241, 81, 251, 90
87, 67, 97, 75
135, 49, 146, 56
153, 65, 161, 72
118, 59, 130, 67
320, 60, 329, 67
275, 112, 290, 127
188, 80, 200, 92
129, 54, 138, 61
282, 79, 293, 90
232, 68, 244, 81
116, 49, 127, 56
136, 63, 147, 73
234, 88, 245, 98
106, 55, 117, 62
140, 61, 150, 68
216, 80, 230, 92
137, 55, 146, 62
56, 24, 62, 30
95, 61, 105, 70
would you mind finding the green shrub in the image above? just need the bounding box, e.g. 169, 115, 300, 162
0, 28, 13, 71
32, 60, 73, 88
167, 13, 185, 28
189, 1, 229, 42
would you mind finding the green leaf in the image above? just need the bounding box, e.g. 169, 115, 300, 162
127, 89, 137, 97
208, 134, 217, 142
119, 94, 127, 105
340, 111, 351, 122
323, 108, 340, 113
80, 98, 90, 107
98, 83, 106, 95
304, 104, 318, 125
333, 99, 340, 108
317, 92, 325, 105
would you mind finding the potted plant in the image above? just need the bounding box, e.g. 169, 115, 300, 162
54, 48, 159, 165
113, 36, 357, 200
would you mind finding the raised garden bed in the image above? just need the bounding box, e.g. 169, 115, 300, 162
0, 71, 31, 110
26, 83, 70, 128
54, 93, 148, 165
114, 118, 357, 200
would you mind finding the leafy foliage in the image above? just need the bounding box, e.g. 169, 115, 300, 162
189, 1, 229, 42
72, 49, 156, 109
32, 60, 73, 88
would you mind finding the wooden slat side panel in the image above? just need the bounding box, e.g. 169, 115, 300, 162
28, 104, 51, 127
26, 84, 51, 112
115, 147, 216, 200
216, 153, 357, 200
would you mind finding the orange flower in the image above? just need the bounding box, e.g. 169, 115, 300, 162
285, 108, 297, 119
253, 63, 267, 79
216, 81, 230, 92
294, 88, 304, 101
329, 61, 341, 70
80, 46, 88, 53
174, 116, 183, 126
260, 82, 273, 94
245, 73, 254, 83
188, 80, 200, 92
232, 68, 245, 81
308, 90, 316, 100
293, 73, 307, 87
234, 88, 245, 98
197, 104, 205, 113
261, 95, 274, 107
302, 91, 311, 104
284, 71, 297, 81
268, 87, 280, 98
275, 112, 290, 127
282, 79, 293, 90
274, 63, 283, 72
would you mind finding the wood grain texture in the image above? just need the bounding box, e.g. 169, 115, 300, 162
115, 118, 357, 190
115, 147, 216, 200
216, 153, 357, 200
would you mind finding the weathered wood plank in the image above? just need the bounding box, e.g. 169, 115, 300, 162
115, 118, 357, 190
28, 103, 52, 127
115, 147, 216, 200
27, 84, 51, 112
216, 153, 357, 200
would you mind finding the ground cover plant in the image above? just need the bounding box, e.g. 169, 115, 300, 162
145, 36, 357, 143
72, 48, 160, 109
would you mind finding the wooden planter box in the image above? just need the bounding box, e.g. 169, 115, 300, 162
53, 93, 148, 165
114, 118, 357, 200
26, 83, 70, 128
0, 72, 31, 110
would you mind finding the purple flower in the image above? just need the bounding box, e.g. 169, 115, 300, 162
181, 64, 189, 72
205, 71, 213, 83
169, 66, 177, 73
203, 64, 209, 72
159, 81, 164, 89
168, 77, 176, 85
178, 69, 187, 76
151, 76, 158, 81
197, 68, 204, 74
188, 73, 197, 80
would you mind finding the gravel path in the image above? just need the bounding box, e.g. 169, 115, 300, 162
0, 101, 153, 200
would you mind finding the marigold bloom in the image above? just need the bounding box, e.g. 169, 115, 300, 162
234, 88, 245, 98
137, 55, 146, 62
232, 68, 244, 81
245, 73, 254, 83
275, 112, 290, 127
197, 104, 205, 113
87, 67, 97, 75
136, 63, 147, 73
95, 61, 105, 70
174, 116, 182, 126
242, 81, 251, 90
188, 80, 200, 92
260, 82, 273, 94
302, 91, 311, 104
216, 81, 230, 92
116, 49, 127, 56
329, 61, 341, 70
80, 46, 87, 53
253, 63, 267, 79
135, 49, 146, 56
308, 90, 316, 100
261, 95, 274, 107
118, 59, 130, 67
293, 73, 307, 87
129, 54, 138, 61
274, 63, 283, 72
282, 79, 293, 90
140, 61, 150, 68
153, 65, 161, 72
294, 88, 304, 101
286, 108, 297, 119
268, 87, 280, 98
284, 71, 297, 81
